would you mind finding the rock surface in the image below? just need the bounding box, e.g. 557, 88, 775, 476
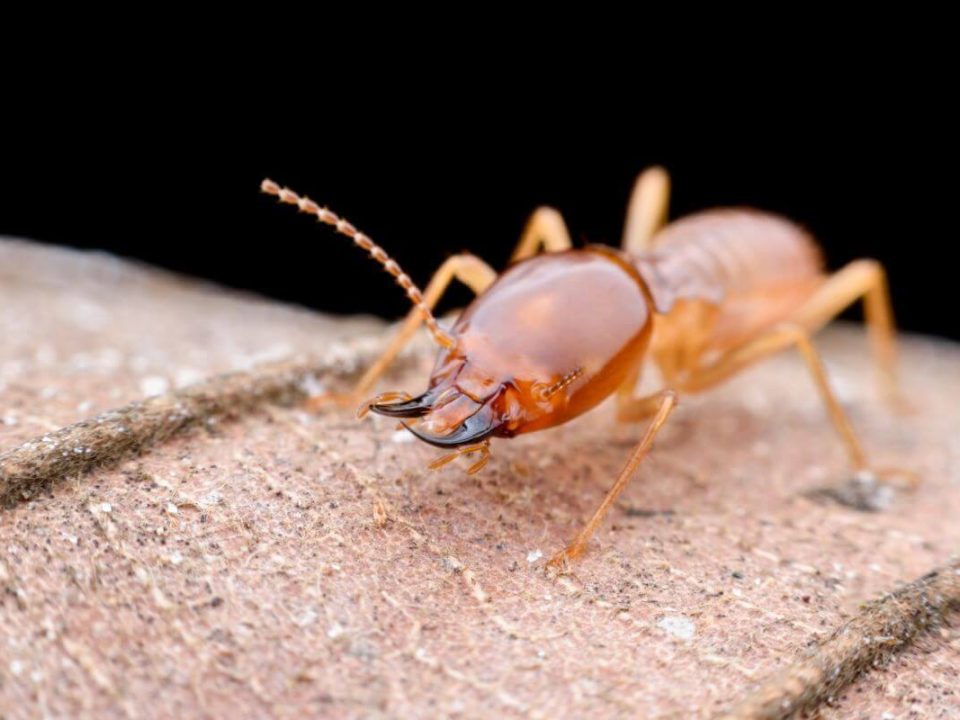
1, 238, 958, 718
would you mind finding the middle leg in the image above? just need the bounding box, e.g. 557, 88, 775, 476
510, 207, 573, 262
616, 367, 671, 422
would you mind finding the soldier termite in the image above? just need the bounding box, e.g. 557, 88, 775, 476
261, 168, 913, 572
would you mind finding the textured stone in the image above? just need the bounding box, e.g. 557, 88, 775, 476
1, 238, 958, 719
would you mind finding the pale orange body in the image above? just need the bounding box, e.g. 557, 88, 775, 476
389, 210, 824, 449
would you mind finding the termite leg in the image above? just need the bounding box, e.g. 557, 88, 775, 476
427, 441, 491, 475
790, 260, 900, 405
681, 323, 918, 488
509, 207, 573, 262
306, 254, 497, 411
615, 368, 671, 422
547, 390, 678, 573
622, 166, 671, 254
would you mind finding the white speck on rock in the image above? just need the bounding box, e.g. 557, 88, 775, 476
165, 503, 179, 516
327, 622, 345, 639
100, 503, 112, 514
527, 549, 543, 563
141, 376, 170, 397
9, 660, 23, 676
169, 551, 183, 565
296, 609, 318, 627
299, 373, 327, 398
175, 368, 204, 388
658, 615, 696, 640
199, 490, 222, 507
391, 430, 415, 444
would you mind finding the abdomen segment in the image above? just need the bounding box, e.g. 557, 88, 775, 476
633, 209, 825, 351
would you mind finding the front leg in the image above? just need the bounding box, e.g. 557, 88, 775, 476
548, 389, 678, 573
308, 253, 497, 411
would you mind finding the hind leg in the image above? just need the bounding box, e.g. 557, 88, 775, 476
792, 260, 899, 401
681, 322, 917, 487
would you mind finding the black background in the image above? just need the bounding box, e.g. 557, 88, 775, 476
1, 109, 954, 341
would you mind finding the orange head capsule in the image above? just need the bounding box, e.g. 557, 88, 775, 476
370, 247, 654, 447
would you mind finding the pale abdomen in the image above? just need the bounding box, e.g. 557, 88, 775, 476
633, 209, 825, 358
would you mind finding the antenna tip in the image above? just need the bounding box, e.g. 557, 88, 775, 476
261, 178, 281, 195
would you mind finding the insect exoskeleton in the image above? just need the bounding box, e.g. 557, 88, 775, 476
370, 247, 653, 450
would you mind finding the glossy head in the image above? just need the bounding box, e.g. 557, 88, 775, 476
370, 247, 654, 447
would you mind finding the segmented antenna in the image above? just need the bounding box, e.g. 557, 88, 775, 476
261, 179, 455, 348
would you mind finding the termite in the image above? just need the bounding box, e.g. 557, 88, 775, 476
261, 168, 911, 572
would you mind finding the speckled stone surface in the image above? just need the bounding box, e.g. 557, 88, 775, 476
1, 238, 958, 719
